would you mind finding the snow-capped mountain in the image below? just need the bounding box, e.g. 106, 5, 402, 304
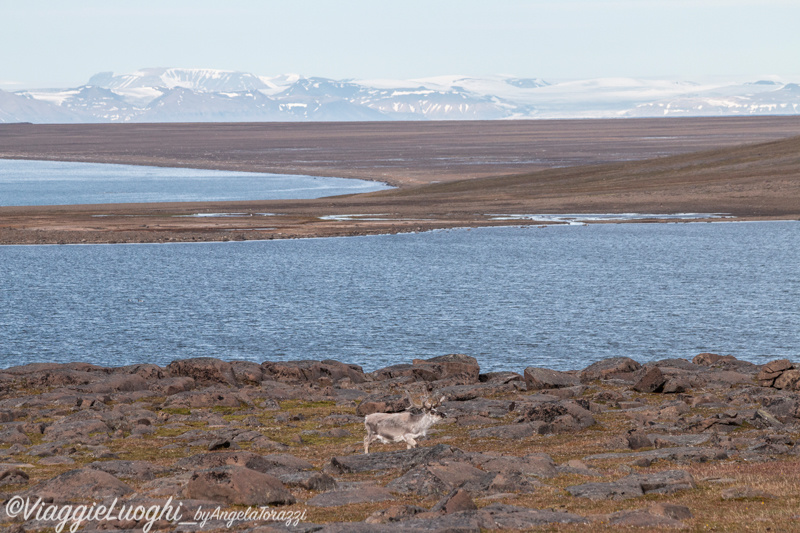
3, 68, 800, 123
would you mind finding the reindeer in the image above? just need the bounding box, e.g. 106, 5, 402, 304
363, 392, 447, 454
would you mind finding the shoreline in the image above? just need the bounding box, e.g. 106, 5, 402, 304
2, 118, 800, 244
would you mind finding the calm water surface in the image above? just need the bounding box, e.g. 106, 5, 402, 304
0, 222, 797, 372
0, 159, 391, 206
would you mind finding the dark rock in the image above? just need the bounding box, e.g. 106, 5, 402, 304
443, 398, 515, 419
436, 382, 516, 401
627, 429, 653, 450
386, 461, 492, 496
0, 427, 31, 445
692, 353, 736, 366
662, 378, 690, 393
523, 367, 580, 390
22, 468, 133, 503
774, 369, 800, 391
176, 451, 312, 473
43, 418, 110, 442
87, 460, 168, 481
567, 469, 695, 500
515, 400, 595, 432
277, 471, 338, 492
114, 363, 166, 380
430, 488, 478, 514
580, 357, 642, 383
83, 374, 148, 394
166, 357, 237, 386
261, 359, 366, 385
633, 367, 667, 393
0, 467, 29, 486
229, 360, 265, 384
584, 446, 727, 464
328, 444, 464, 474
721, 486, 777, 500
757, 359, 794, 386
356, 393, 411, 416
208, 439, 234, 451
649, 502, 693, 520
308, 484, 394, 507
468, 452, 557, 478
149, 376, 196, 396
566, 480, 644, 500
478, 503, 588, 528
479, 371, 524, 384
469, 422, 549, 439
372, 354, 480, 385
184, 465, 295, 505
606, 509, 685, 528
163, 387, 243, 408
366, 505, 426, 524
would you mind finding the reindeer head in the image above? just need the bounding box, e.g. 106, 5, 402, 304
416, 393, 447, 419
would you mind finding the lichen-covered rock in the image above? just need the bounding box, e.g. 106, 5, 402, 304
524, 367, 580, 390
166, 357, 237, 386
184, 465, 295, 505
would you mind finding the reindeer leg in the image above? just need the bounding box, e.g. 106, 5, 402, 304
404, 436, 418, 449
364, 435, 372, 454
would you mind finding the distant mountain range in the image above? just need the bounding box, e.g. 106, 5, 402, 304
2, 67, 799, 123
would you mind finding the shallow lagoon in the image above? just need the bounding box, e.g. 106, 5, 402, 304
1, 222, 797, 372
0, 159, 391, 206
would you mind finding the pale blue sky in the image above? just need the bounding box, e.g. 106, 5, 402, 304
2, 0, 799, 89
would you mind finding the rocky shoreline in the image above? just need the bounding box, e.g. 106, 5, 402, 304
1, 353, 799, 531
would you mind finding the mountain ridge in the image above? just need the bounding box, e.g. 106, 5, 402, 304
3, 68, 799, 123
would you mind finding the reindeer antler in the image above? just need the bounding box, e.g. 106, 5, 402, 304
404, 389, 423, 409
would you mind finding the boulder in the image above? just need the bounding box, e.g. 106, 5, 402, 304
469, 422, 549, 439
163, 387, 243, 408
229, 360, 265, 384
386, 461, 492, 496
580, 357, 642, 383
430, 488, 478, 514
184, 465, 295, 505
478, 503, 588, 529
43, 418, 111, 443
87, 460, 169, 481
567, 470, 695, 500
356, 393, 411, 416
261, 359, 366, 385
523, 367, 580, 391
166, 357, 237, 386
328, 444, 464, 474
0, 427, 31, 445
468, 452, 557, 478
176, 451, 312, 473
774, 369, 800, 391
23, 468, 133, 504
83, 374, 149, 394
114, 363, 166, 380
308, 484, 394, 507
757, 359, 794, 386
632, 367, 667, 393
149, 376, 196, 396
372, 354, 480, 385
693, 353, 737, 366
515, 400, 595, 433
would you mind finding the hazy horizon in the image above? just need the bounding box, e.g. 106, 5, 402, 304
3, 0, 799, 91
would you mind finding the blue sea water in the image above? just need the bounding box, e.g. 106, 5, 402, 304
0, 222, 797, 373
0, 159, 391, 206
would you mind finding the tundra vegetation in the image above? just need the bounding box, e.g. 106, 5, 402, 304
1, 353, 800, 531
